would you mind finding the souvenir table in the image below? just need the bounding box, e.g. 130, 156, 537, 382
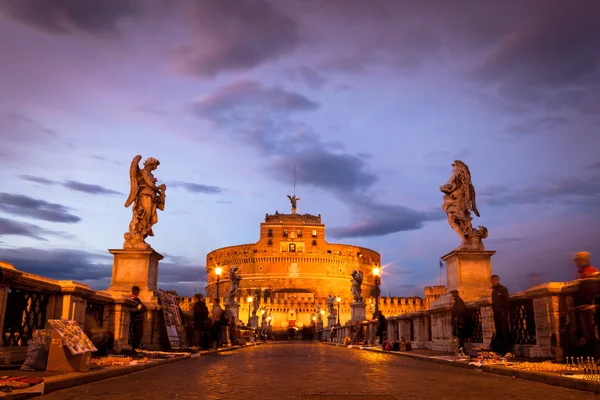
0, 376, 44, 396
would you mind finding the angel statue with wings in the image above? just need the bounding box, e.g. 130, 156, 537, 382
440, 160, 487, 251
226, 266, 242, 305
123, 155, 166, 249
350, 270, 364, 304
326, 294, 335, 317
287, 194, 300, 213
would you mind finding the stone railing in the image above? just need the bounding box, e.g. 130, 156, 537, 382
0, 261, 137, 364
320, 280, 585, 361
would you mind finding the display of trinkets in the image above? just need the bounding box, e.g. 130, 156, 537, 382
48, 319, 97, 355
562, 357, 600, 381
0, 377, 44, 394
91, 356, 133, 367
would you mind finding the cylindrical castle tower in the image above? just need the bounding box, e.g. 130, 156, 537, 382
205, 206, 381, 329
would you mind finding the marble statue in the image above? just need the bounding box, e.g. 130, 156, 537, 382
124, 155, 166, 249
226, 266, 242, 304
267, 312, 272, 325
350, 270, 364, 304
252, 294, 260, 316
440, 160, 488, 251
327, 294, 335, 317
316, 303, 321, 319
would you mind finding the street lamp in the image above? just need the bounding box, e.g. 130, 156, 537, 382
336, 296, 341, 325
215, 266, 223, 304
373, 266, 381, 318
247, 296, 253, 326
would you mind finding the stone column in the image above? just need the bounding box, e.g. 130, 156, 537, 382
327, 315, 337, 328
107, 248, 163, 300
526, 283, 564, 359
350, 302, 366, 322
106, 297, 136, 351
432, 250, 496, 307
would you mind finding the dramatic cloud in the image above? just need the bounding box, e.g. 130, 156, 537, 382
286, 66, 328, 89
1, 0, 137, 35
480, 175, 600, 207
0, 193, 81, 223
505, 116, 569, 137
171, 0, 300, 78
0, 217, 64, 241
168, 181, 223, 194
0, 247, 205, 295
329, 198, 444, 239
19, 175, 121, 196
270, 149, 377, 193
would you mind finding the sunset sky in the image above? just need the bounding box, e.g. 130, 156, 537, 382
1, 0, 599, 297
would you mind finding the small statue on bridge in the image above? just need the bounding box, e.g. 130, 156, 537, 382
226, 266, 242, 304
327, 294, 335, 317
350, 270, 364, 304
124, 155, 166, 249
440, 160, 488, 251
252, 294, 260, 316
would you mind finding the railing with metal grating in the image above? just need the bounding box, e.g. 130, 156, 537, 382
469, 308, 484, 343
509, 299, 536, 345
2, 288, 49, 346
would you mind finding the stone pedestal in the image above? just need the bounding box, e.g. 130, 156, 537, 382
432, 250, 495, 307
327, 315, 337, 327
225, 303, 240, 322
107, 248, 163, 301
350, 302, 366, 322
249, 315, 259, 328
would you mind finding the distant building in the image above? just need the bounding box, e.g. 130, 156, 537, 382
205, 200, 432, 329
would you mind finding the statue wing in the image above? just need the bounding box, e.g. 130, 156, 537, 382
470, 182, 480, 217
124, 155, 142, 208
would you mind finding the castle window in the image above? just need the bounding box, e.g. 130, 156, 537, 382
289, 244, 296, 252
267, 239, 273, 246
283, 228, 288, 237
312, 229, 317, 237
259, 266, 263, 270
312, 240, 317, 246
327, 250, 332, 254
268, 229, 273, 237
297, 229, 302, 237
254, 249, 258, 253
347, 250, 352, 256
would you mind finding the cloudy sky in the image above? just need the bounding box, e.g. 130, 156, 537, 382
1, 0, 599, 297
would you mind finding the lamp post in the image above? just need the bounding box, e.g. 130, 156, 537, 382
247, 296, 253, 326
373, 266, 381, 318
215, 266, 223, 304
336, 296, 341, 325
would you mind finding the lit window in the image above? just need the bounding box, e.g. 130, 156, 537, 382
289, 244, 296, 252
283, 228, 288, 237
297, 229, 302, 237
312, 229, 317, 237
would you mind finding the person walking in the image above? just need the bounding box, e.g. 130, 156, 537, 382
129, 286, 146, 350
192, 294, 210, 349
491, 275, 511, 355
451, 290, 472, 356
573, 252, 600, 359
376, 312, 387, 345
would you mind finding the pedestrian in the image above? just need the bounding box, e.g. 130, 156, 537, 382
129, 286, 146, 350
572, 251, 600, 359
210, 303, 223, 349
451, 290, 472, 356
376, 312, 387, 345
491, 275, 511, 356
192, 294, 210, 349
84, 308, 114, 356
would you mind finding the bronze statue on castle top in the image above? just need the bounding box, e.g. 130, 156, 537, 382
440, 160, 487, 251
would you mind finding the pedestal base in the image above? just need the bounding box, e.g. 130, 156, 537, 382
107, 248, 163, 301
249, 315, 259, 328
225, 303, 240, 322
432, 249, 495, 308
350, 302, 366, 323
327, 315, 337, 327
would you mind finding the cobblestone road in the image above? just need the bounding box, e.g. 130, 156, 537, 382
43, 344, 596, 400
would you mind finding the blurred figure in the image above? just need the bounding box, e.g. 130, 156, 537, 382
84, 309, 114, 356
451, 290, 472, 356
376, 311, 387, 345
573, 252, 600, 359
129, 286, 146, 350
491, 275, 511, 356
192, 294, 210, 349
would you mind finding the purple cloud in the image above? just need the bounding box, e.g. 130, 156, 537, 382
0, 193, 81, 223
168, 181, 223, 194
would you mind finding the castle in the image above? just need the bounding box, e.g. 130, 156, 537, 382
203, 198, 446, 329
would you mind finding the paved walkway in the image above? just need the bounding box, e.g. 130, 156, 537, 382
42, 343, 596, 400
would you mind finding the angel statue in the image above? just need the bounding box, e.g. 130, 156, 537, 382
440, 160, 488, 251
350, 270, 364, 304
123, 155, 166, 249
226, 266, 242, 304
326, 294, 335, 317
287, 194, 300, 213
252, 294, 260, 316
